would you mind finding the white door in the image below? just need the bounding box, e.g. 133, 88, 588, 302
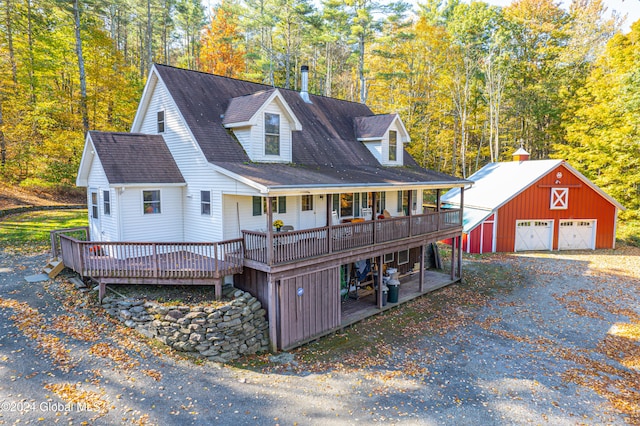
299, 195, 320, 229
515, 220, 553, 251
558, 220, 596, 250
89, 189, 101, 240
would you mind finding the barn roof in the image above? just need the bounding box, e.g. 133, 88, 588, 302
442, 159, 624, 232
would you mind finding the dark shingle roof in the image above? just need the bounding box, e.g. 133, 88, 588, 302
355, 114, 396, 139
89, 131, 185, 185
222, 90, 276, 126
153, 64, 467, 188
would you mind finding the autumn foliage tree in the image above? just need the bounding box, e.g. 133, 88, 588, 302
199, 2, 245, 78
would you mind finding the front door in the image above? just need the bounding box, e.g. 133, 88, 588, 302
89, 189, 101, 240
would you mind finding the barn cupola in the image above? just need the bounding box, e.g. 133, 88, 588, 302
512, 147, 530, 162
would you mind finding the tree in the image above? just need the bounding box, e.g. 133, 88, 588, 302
199, 1, 245, 77
345, 0, 409, 103
557, 24, 640, 216
502, 0, 568, 159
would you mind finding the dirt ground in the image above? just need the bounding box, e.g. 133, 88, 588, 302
0, 183, 84, 211
0, 245, 639, 425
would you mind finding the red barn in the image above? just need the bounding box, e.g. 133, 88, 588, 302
442, 151, 625, 253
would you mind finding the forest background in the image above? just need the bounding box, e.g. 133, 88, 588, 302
0, 0, 638, 221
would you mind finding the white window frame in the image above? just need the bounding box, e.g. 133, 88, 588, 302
264, 112, 280, 156
90, 191, 99, 219
384, 252, 394, 263
157, 111, 165, 133
103, 190, 111, 216
143, 190, 161, 214
201, 190, 211, 216
550, 188, 568, 210
388, 130, 397, 161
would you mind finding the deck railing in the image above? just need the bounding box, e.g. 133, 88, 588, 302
243, 209, 461, 265
50, 226, 89, 260
53, 209, 461, 278
56, 235, 244, 280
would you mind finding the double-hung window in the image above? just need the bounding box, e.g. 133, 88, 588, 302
201, 191, 211, 215
264, 113, 280, 155
91, 191, 99, 219
157, 111, 165, 133
103, 190, 111, 216
143, 190, 161, 214
388, 130, 397, 161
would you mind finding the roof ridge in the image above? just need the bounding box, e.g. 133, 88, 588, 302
153, 63, 369, 106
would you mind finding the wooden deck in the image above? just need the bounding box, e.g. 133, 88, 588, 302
341, 269, 459, 326
243, 209, 461, 266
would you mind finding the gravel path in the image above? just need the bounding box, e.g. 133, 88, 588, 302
1, 247, 638, 425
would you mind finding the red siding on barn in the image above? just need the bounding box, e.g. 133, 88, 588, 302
495, 164, 617, 252
466, 214, 495, 254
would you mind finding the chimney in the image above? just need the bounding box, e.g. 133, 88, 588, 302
300, 65, 311, 103
512, 147, 530, 162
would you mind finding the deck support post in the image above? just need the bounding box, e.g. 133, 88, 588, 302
457, 236, 463, 279
450, 236, 456, 280
267, 275, 278, 352
419, 244, 425, 292
326, 194, 333, 253
213, 277, 223, 300
371, 192, 377, 243
98, 280, 106, 303
266, 196, 274, 266
376, 255, 383, 309
408, 190, 413, 237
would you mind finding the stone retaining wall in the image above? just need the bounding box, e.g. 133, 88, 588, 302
101, 288, 269, 362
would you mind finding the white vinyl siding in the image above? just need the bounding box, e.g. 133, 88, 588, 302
86, 152, 117, 242
135, 79, 229, 243
120, 187, 184, 242
231, 101, 293, 163
381, 122, 403, 166
362, 120, 405, 166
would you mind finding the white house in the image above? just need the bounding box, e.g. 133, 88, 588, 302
74, 64, 469, 350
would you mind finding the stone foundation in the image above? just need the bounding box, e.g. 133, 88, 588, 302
101, 288, 269, 362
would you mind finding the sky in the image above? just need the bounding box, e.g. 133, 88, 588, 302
481, 0, 640, 33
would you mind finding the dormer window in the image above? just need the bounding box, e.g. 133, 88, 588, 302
264, 113, 280, 155
157, 111, 165, 133
355, 114, 410, 166
389, 130, 397, 161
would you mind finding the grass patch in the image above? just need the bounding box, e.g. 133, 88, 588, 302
0, 209, 87, 253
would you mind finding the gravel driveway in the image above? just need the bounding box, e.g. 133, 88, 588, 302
1, 246, 638, 425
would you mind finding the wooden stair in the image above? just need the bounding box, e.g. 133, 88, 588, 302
43, 259, 64, 279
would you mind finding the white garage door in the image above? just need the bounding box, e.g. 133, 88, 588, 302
515, 220, 553, 252
558, 220, 596, 250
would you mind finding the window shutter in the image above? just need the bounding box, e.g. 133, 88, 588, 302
397, 191, 403, 212
354, 193, 360, 216
252, 196, 262, 216
332, 194, 339, 213
278, 196, 286, 213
